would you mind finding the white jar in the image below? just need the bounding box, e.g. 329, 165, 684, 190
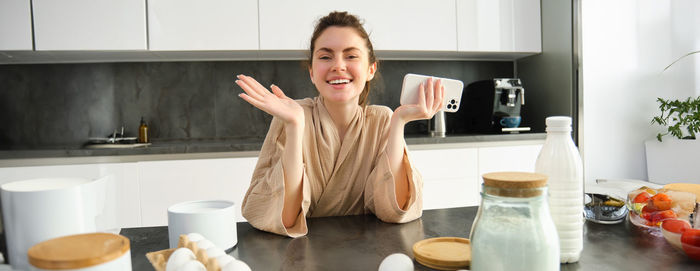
535, 116, 584, 263
470, 172, 560, 271
28, 233, 131, 271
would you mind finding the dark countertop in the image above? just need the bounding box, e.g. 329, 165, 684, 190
0, 133, 545, 161
120, 206, 699, 271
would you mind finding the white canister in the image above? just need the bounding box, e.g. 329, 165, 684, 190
1, 177, 109, 271
168, 200, 237, 250
28, 233, 131, 271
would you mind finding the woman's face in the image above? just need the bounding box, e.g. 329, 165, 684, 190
309, 26, 376, 105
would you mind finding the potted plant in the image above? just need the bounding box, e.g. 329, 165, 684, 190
645, 50, 700, 184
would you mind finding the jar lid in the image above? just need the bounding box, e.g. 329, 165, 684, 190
482, 172, 548, 197
413, 237, 470, 270
28, 233, 130, 270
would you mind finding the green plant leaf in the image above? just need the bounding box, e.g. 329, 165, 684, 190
652, 95, 700, 141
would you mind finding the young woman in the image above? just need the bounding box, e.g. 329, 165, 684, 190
236, 11, 444, 237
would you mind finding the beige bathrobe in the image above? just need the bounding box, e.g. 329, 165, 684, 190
241, 96, 423, 237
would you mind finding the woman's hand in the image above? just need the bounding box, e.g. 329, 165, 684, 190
393, 77, 445, 125
236, 74, 304, 126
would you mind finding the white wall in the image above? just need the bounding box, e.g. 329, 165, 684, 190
582, 0, 700, 183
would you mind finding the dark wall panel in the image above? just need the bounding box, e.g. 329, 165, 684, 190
0, 60, 513, 149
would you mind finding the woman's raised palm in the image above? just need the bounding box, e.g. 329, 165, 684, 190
235, 74, 304, 125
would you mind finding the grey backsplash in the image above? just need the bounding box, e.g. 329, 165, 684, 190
0, 60, 513, 149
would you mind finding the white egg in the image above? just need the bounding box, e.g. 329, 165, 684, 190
206, 246, 225, 258
216, 255, 236, 267
378, 253, 413, 271
166, 248, 196, 271
176, 260, 206, 271
186, 233, 205, 242
221, 259, 251, 271
196, 239, 215, 250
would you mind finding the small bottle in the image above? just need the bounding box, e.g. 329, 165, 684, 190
535, 116, 583, 263
138, 117, 149, 143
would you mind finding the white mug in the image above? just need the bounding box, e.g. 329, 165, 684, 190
167, 200, 237, 250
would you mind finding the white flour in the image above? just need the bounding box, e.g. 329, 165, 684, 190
471, 204, 560, 271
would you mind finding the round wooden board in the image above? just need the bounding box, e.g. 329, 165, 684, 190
412, 237, 470, 270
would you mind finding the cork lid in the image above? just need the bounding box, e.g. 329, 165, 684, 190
482, 172, 548, 197
28, 233, 130, 270
413, 237, 470, 270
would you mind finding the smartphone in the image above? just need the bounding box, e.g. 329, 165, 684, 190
400, 73, 464, 113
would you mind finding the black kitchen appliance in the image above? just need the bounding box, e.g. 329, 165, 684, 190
456, 78, 526, 133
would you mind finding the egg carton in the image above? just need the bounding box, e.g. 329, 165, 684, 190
146, 234, 228, 271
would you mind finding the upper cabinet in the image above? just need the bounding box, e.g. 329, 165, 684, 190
457, 0, 541, 53
148, 0, 258, 51
1, 0, 542, 63
32, 0, 147, 50
258, 0, 457, 51
0, 0, 33, 50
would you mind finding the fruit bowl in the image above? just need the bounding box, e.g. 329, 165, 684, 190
626, 186, 696, 236
661, 219, 700, 260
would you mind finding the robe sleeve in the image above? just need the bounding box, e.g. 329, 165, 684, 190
364, 110, 423, 223
240, 117, 311, 238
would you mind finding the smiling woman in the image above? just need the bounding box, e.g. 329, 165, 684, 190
235, 11, 445, 237
307, 12, 377, 108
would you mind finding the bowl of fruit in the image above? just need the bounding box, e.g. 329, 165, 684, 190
626, 186, 696, 236
660, 219, 700, 260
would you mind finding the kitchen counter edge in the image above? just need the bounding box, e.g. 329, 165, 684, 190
0, 133, 545, 167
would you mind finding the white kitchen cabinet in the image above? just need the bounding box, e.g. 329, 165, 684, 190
148, 0, 258, 51
410, 147, 480, 209
32, 0, 147, 50
457, 0, 541, 53
258, 0, 457, 51
137, 157, 257, 226
410, 142, 543, 210
0, 163, 141, 229
477, 144, 543, 179
0, 0, 33, 50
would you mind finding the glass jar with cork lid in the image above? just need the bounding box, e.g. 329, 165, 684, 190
469, 172, 560, 271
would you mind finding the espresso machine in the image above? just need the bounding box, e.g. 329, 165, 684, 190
455, 78, 528, 133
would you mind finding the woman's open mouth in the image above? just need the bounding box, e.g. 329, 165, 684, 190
327, 78, 353, 89
327, 79, 352, 85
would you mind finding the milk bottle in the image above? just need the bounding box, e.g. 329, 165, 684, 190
535, 116, 583, 263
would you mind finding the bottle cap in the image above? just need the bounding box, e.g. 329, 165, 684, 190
545, 116, 572, 132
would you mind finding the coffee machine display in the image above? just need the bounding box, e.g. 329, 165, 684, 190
456, 78, 530, 134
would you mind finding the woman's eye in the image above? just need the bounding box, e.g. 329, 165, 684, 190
347, 55, 358, 59
319, 56, 331, 60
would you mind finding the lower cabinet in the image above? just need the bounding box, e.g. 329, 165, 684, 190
0, 142, 542, 228
410, 142, 544, 210
410, 148, 480, 209
477, 144, 543, 178
0, 163, 141, 229
137, 157, 257, 226
0, 157, 257, 229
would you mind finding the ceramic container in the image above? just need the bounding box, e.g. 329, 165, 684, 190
1, 177, 109, 271
167, 200, 237, 250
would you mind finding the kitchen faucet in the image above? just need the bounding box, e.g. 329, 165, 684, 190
430, 110, 446, 137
